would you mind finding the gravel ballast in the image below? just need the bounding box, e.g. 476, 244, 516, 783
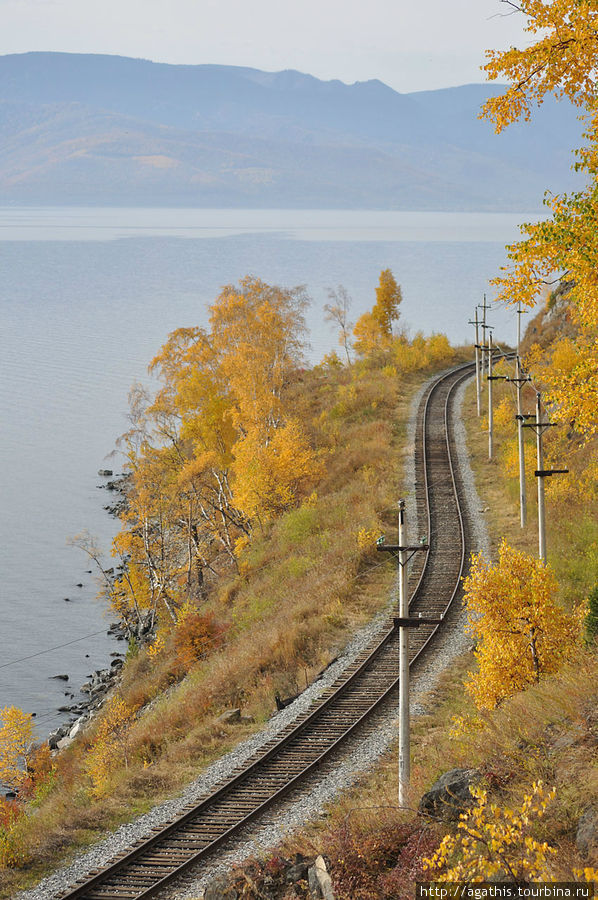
17, 371, 489, 900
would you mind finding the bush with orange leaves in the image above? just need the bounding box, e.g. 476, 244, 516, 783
19, 743, 54, 801
173, 604, 227, 672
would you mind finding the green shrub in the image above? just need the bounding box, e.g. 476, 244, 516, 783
586, 583, 598, 641
279, 505, 319, 545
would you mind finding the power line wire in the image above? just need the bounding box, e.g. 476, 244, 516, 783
0, 629, 110, 671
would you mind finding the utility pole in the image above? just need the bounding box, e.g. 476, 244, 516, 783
515, 302, 529, 527
522, 392, 568, 563
469, 307, 481, 417
536, 393, 547, 563
488, 330, 494, 461
376, 504, 431, 807
479, 295, 491, 333
397, 500, 409, 805
478, 296, 492, 419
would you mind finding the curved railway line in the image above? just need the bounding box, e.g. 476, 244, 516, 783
58, 360, 477, 900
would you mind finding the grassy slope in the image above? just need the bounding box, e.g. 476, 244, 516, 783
237, 366, 598, 897
0, 350, 467, 898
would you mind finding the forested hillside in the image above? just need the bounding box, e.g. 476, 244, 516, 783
0, 271, 467, 897
0, 52, 585, 207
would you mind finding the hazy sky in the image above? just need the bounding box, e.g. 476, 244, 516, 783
1, 0, 528, 93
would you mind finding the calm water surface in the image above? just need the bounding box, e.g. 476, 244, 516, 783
0, 207, 535, 735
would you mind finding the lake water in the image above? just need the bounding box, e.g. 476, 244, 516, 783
0, 207, 536, 737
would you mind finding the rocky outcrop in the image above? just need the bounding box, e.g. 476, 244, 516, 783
418, 768, 481, 821
201, 853, 336, 899
309, 856, 335, 899
47, 656, 124, 751
98, 472, 130, 517
216, 708, 255, 726
576, 805, 598, 860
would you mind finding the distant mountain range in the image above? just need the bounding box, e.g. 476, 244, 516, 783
0, 52, 586, 209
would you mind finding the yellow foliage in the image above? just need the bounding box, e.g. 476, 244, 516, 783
0, 707, 34, 789
449, 713, 485, 739
356, 527, 380, 551
234, 533, 251, 557
85, 697, 135, 798
424, 781, 556, 881
353, 309, 390, 357
209, 276, 308, 433
574, 868, 598, 883
107, 275, 316, 622
501, 435, 536, 482
353, 269, 402, 356
480, 2, 598, 437
392, 332, 456, 374
232, 419, 323, 521
463, 541, 583, 709
320, 350, 343, 370
147, 633, 165, 659
0, 799, 27, 869
482, 2, 598, 132
494, 396, 514, 434
373, 268, 402, 336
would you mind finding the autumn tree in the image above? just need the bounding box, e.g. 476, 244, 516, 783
324, 285, 353, 364
353, 269, 402, 356
148, 330, 247, 568
209, 277, 309, 434
97, 276, 321, 639
463, 541, 583, 709
482, 1, 598, 132
0, 708, 34, 790
85, 697, 135, 798
482, 0, 598, 436
231, 417, 323, 524
206, 277, 320, 525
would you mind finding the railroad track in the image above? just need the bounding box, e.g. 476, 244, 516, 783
58, 360, 476, 900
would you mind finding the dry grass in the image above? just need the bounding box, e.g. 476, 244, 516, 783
463, 377, 538, 559
463, 374, 598, 606
238, 361, 598, 896
0, 348, 468, 897
242, 648, 598, 897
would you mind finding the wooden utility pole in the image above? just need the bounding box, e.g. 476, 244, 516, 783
376, 504, 430, 807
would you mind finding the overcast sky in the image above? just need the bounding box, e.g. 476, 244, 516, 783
0, 0, 529, 93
